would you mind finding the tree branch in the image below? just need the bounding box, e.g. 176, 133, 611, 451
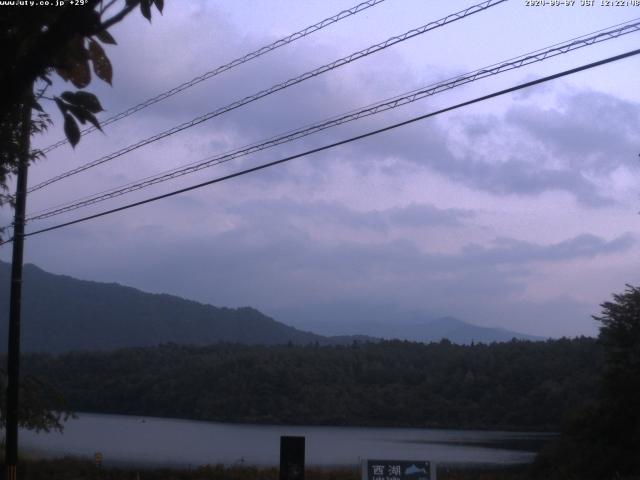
100, 2, 138, 31
100, 0, 119, 15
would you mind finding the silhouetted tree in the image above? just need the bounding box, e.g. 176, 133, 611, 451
0, 0, 164, 209
0, 368, 72, 433
535, 285, 640, 479
0, 0, 165, 430
592, 285, 640, 476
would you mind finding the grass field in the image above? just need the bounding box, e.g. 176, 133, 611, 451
13, 457, 531, 480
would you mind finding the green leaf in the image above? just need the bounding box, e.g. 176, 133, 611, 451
88, 39, 112, 85
79, 92, 103, 113
61, 91, 103, 113
155, 0, 164, 13
67, 105, 89, 125
140, 0, 152, 20
67, 38, 91, 88
95, 29, 117, 45
60, 92, 75, 104
69, 60, 91, 89
84, 111, 102, 132
63, 113, 81, 147
54, 67, 71, 83
58, 58, 91, 89
66, 105, 103, 132
54, 97, 67, 114
55, 36, 91, 88
86, 9, 102, 31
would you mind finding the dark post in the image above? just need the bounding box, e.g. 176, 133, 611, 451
279, 436, 305, 480
4, 90, 32, 480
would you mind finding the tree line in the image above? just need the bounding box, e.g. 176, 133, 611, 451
17, 337, 600, 432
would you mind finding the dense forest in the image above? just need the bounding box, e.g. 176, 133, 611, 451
19, 337, 600, 431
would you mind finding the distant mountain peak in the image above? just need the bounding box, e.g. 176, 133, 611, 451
270, 305, 543, 345
427, 316, 466, 327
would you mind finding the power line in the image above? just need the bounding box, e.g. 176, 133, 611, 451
24, 18, 640, 222
38, 0, 390, 154
27, 0, 506, 195
3, 47, 637, 245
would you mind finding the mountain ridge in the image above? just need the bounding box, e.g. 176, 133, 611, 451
0, 262, 365, 352
1, 261, 541, 352
274, 307, 543, 344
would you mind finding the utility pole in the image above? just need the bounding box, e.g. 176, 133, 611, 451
4, 88, 32, 480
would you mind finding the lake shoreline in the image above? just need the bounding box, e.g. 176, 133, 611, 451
19, 413, 548, 469
64, 409, 562, 434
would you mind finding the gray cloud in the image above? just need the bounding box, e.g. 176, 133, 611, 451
225, 197, 475, 233
460, 233, 636, 266
331, 88, 640, 207
506, 90, 640, 172
15, 194, 634, 338
40, 6, 639, 212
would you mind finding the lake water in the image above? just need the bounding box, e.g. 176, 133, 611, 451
19, 413, 553, 468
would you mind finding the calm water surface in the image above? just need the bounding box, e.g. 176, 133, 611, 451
20, 413, 553, 468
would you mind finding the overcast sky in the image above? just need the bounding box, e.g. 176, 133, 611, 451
2, 0, 639, 337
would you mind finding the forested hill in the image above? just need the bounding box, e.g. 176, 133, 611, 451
22, 338, 601, 431
0, 262, 367, 352
0, 261, 535, 352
